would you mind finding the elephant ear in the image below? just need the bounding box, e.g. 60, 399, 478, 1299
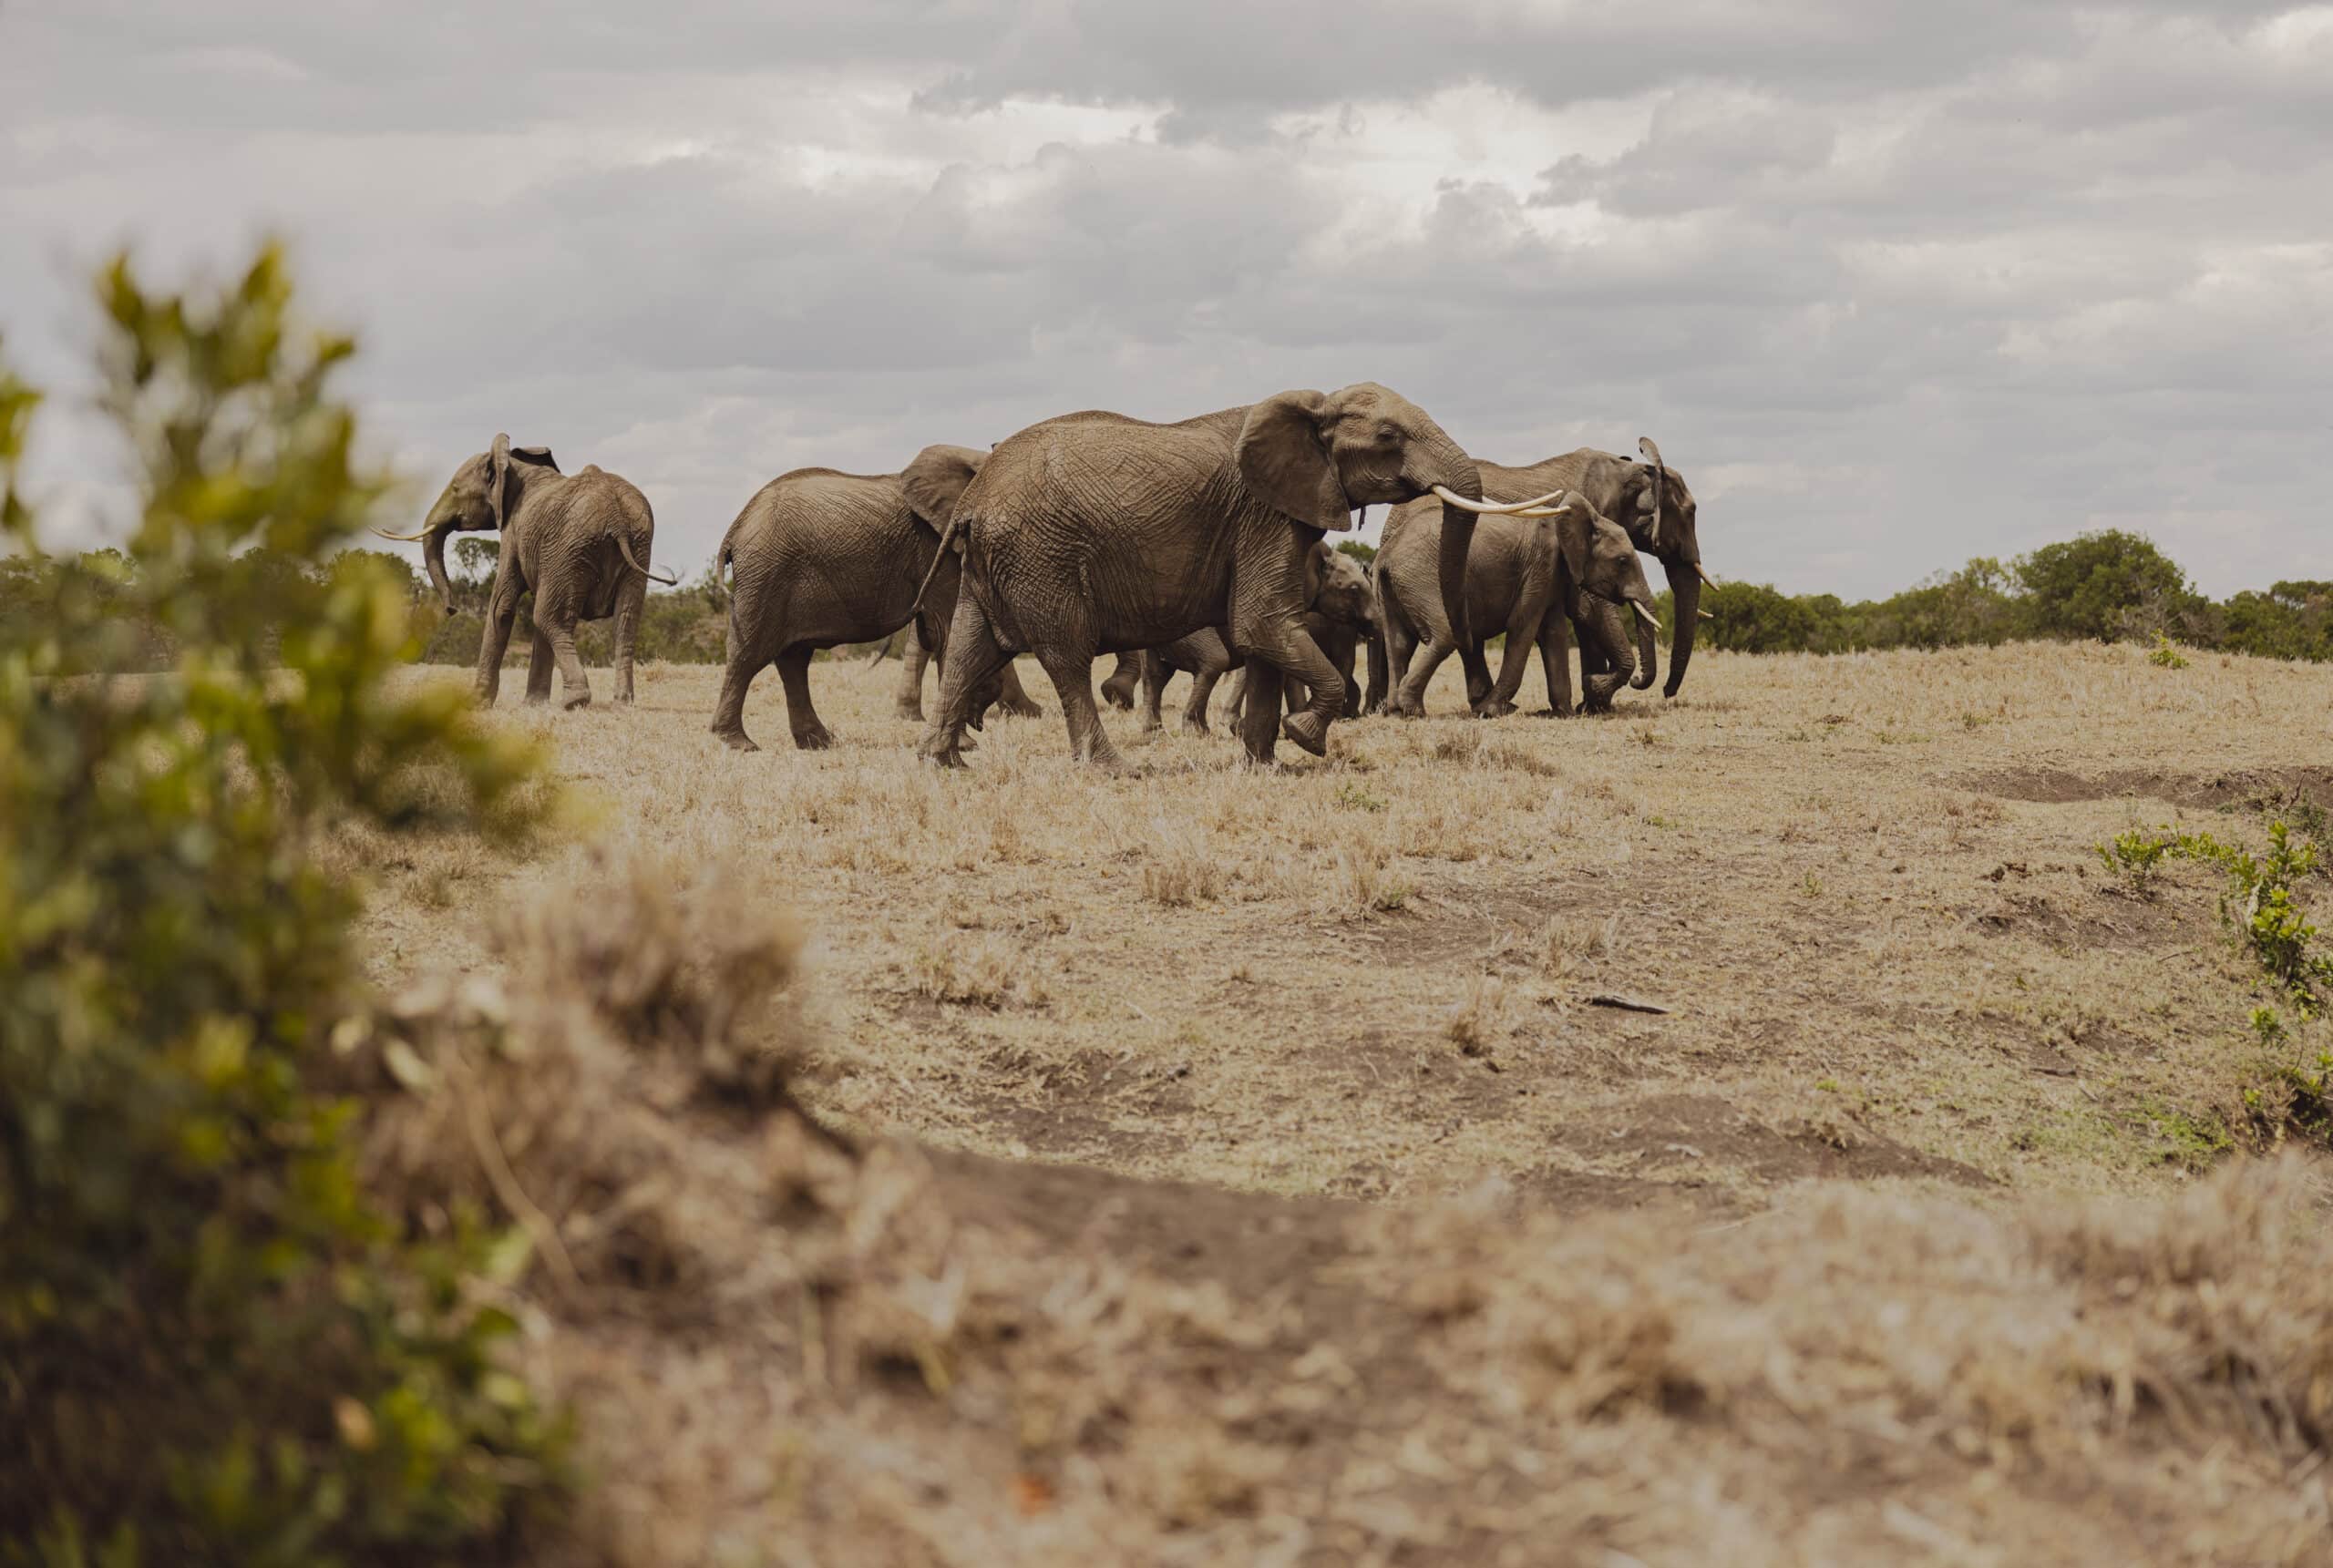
1302, 538, 1331, 606
901, 444, 986, 530
1549, 495, 1590, 613
1235, 391, 1351, 533
510, 444, 558, 471
487, 432, 512, 530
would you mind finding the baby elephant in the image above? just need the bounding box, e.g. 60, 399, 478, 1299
1137, 542, 1376, 734
379, 433, 673, 710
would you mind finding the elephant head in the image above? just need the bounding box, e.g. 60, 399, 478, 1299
1628, 437, 1704, 698
377, 433, 558, 615
1234, 384, 1558, 671
1306, 541, 1374, 630
900, 443, 986, 531
1556, 496, 1663, 705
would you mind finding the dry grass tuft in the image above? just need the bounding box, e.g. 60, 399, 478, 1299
1141, 823, 1227, 906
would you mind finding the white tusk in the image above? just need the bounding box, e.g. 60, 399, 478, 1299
1695, 563, 1714, 586
1513, 501, 1577, 518
372, 526, 432, 542
1697, 609, 1715, 621
1430, 485, 1569, 516
1631, 602, 1663, 632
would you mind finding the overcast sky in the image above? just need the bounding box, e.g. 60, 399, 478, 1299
5, 2, 2327, 598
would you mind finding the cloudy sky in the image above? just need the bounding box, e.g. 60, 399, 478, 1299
5, 1, 2327, 598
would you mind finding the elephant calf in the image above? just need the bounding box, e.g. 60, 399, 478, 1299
1377, 490, 1662, 716
379, 433, 673, 710
876, 620, 1043, 726
709, 446, 1039, 752
1138, 543, 1378, 734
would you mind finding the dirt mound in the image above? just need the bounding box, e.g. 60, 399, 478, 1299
347, 859, 2333, 1565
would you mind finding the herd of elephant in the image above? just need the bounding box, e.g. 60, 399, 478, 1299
382, 383, 1708, 774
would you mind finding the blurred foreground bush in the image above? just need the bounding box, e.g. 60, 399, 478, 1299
0, 248, 567, 1563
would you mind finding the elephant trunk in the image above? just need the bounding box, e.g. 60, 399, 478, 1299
1662, 555, 1701, 698
1419, 434, 1486, 655
421, 520, 459, 617
1629, 599, 1660, 691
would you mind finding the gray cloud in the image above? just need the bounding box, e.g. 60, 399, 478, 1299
3, 0, 2326, 599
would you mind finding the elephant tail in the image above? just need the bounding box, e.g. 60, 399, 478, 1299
909, 512, 963, 613
617, 530, 679, 587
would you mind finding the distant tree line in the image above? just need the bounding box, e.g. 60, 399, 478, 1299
4, 526, 2324, 669
1650, 530, 2330, 662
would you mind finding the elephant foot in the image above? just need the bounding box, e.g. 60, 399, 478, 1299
1098, 683, 1136, 711
895, 702, 926, 723
1181, 719, 1212, 737
918, 733, 969, 770
716, 729, 760, 753
1280, 710, 1330, 757
1000, 697, 1043, 720
792, 727, 835, 752
562, 692, 592, 712
613, 692, 634, 708
1472, 698, 1516, 720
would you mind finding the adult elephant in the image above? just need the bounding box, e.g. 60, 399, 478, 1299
377, 434, 673, 710
1377, 493, 1664, 715
877, 620, 1043, 725
915, 385, 1554, 771
1141, 542, 1377, 734
708, 447, 1040, 752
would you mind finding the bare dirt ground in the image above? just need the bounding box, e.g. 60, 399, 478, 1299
343, 641, 2333, 1563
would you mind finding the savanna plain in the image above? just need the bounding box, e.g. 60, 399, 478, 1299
349, 642, 2333, 1564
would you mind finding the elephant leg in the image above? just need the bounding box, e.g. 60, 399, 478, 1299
894, 623, 930, 722
1539, 612, 1575, 717
523, 626, 555, 705
476, 584, 524, 708
1480, 609, 1543, 719
1033, 643, 1129, 773
1395, 634, 1457, 719
1205, 666, 1238, 733
710, 639, 767, 752
1098, 651, 1141, 711
541, 613, 591, 710
612, 572, 644, 706
1137, 650, 1171, 733
992, 658, 1043, 719
1363, 629, 1389, 716
774, 649, 832, 750
1382, 616, 1419, 715
1228, 616, 1340, 758
918, 597, 1012, 769
1237, 663, 1285, 764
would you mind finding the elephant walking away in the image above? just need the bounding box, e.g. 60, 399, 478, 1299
1139, 542, 1378, 733
917, 385, 1558, 772
378, 434, 674, 710
710, 446, 1032, 752
879, 620, 1043, 724
1376, 491, 1664, 716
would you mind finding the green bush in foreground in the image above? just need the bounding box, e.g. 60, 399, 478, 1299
1, 248, 564, 1563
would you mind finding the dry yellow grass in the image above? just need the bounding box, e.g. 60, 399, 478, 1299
354, 640, 2333, 1210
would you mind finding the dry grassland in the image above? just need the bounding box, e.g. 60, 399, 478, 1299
359, 641, 2333, 1208
337, 640, 2333, 1563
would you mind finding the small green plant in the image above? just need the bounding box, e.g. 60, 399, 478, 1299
2097, 827, 2184, 897
1798, 870, 1824, 898
2253, 1007, 2287, 1048
2147, 631, 2190, 669
1333, 780, 1387, 813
